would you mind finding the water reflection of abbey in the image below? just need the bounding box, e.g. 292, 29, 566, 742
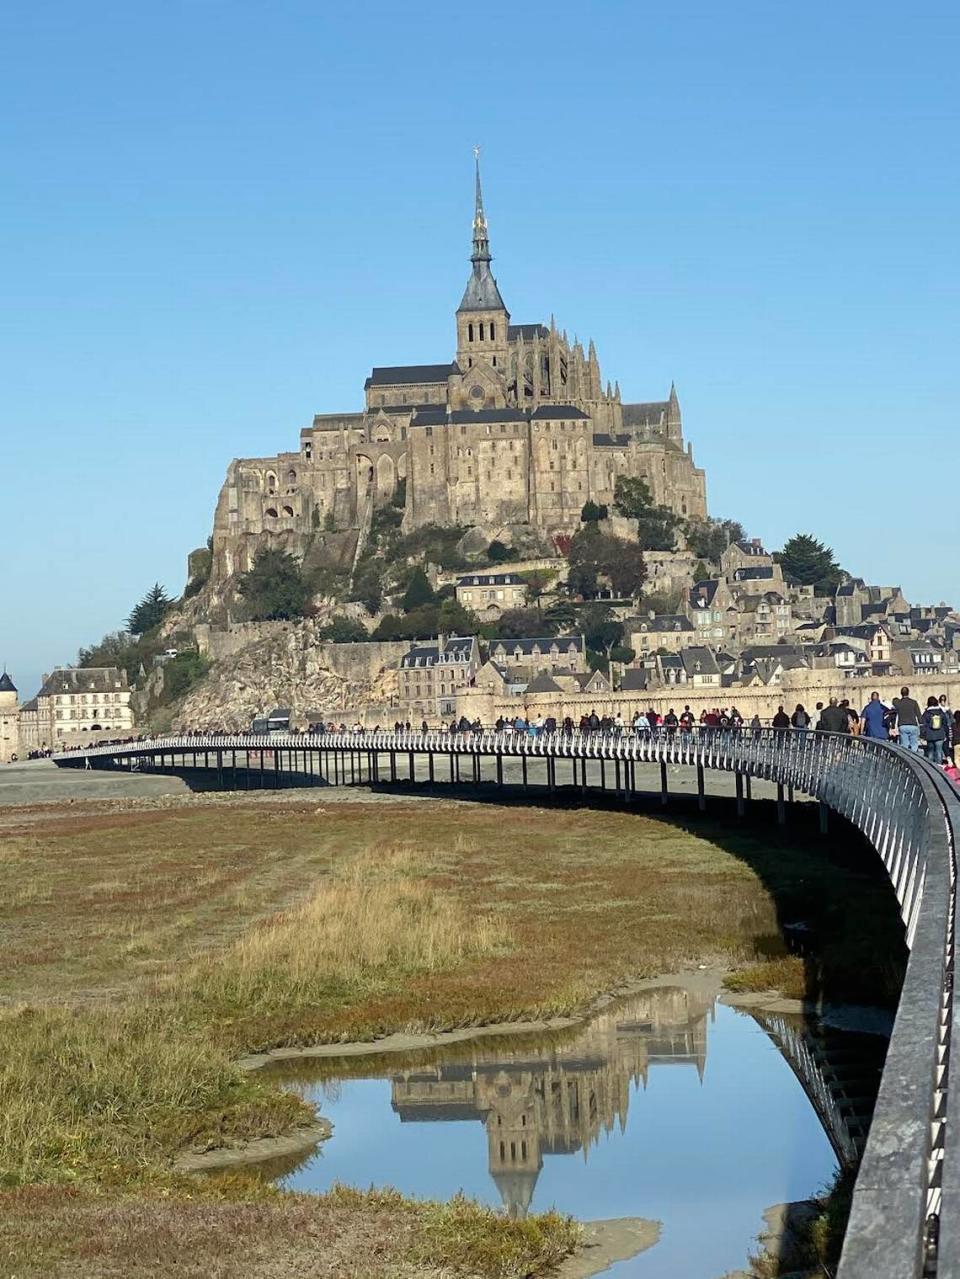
390, 985, 712, 1219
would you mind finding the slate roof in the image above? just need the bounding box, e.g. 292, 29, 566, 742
630, 614, 694, 634
680, 647, 720, 676
364, 363, 459, 389
508, 323, 548, 340
458, 264, 506, 312
689, 580, 722, 609
592, 433, 631, 447
19, 697, 37, 712
733, 539, 769, 558
0, 672, 16, 693
733, 566, 776, 582
490, 636, 584, 656
400, 637, 477, 668
456, 573, 526, 587
525, 673, 563, 694
37, 668, 127, 698
621, 402, 669, 428
531, 405, 588, 420
619, 668, 650, 691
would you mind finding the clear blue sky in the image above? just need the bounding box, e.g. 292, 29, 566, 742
2, 2, 958, 697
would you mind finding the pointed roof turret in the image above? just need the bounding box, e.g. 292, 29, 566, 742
458, 148, 507, 313
0, 671, 16, 694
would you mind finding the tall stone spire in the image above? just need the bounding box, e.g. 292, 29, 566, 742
458, 148, 507, 313
471, 148, 490, 264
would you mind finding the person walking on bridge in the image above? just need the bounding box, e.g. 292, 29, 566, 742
895, 687, 922, 752
921, 697, 949, 764
772, 706, 790, 731
860, 691, 888, 740
818, 698, 850, 733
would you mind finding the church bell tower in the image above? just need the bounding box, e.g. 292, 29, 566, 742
455, 150, 510, 376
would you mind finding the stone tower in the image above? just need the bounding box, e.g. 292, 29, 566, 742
454, 151, 510, 377
0, 671, 19, 763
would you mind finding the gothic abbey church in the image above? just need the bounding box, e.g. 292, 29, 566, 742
210, 160, 707, 580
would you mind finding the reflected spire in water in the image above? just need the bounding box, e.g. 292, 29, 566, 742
390, 983, 715, 1218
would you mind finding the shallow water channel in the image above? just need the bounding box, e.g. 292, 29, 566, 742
259, 981, 886, 1278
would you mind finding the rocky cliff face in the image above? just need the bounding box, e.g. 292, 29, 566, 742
171, 623, 403, 730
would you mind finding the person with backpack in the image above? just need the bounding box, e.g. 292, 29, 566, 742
921, 697, 949, 764
791, 704, 811, 736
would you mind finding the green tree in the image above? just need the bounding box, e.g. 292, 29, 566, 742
612, 477, 682, 551
489, 608, 557, 640
580, 602, 624, 656
350, 560, 384, 614
545, 599, 577, 629
162, 651, 208, 700
401, 566, 436, 612
567, 527, 647, 600
522, 569, 554, 611
487, 539, 514, 563
684, 516, 745, 562
437, 598, 479, 634
610, 645, 636, 665
237, 549, 308, 621
317, 618, 370, 643
640, 586, 682, 615
776, 534, 843, 593
580, 499, 607, 523
127, 584, 171, 635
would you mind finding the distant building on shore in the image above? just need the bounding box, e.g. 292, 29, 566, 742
16, 667, 135, 753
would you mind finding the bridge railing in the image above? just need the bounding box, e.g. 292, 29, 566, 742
50, 727, 960, 1277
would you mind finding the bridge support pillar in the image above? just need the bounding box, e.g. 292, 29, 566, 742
473, 754, 481, 785
776, 782, 786, 826
745, 774, 753, 800
735, 771, 745, 817
614, 759, 621, 793
428, 754, 434, 784
408, 751, 415, 782
547, 758, 555, 793
819, 801, 829, 835
496, 755, 503, 786
600, 758, 606, 791
697, 764, 706, 812
521, 755, 528, 792
660, 760, 669, 807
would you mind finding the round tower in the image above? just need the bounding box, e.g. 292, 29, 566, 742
0, 671, 20, 763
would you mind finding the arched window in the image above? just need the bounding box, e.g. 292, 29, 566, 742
468, 322, 474, 342
479, 322, 485, 341
265, 507, 278, 519
266, 472, 277, 493
282, 505, 294, 517
490, 322, 495, 340
287, 468, 296, 483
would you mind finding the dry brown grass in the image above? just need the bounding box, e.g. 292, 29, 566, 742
0, 794, 903, 1277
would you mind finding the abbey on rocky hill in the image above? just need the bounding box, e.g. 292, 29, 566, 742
211, 157, 707, 580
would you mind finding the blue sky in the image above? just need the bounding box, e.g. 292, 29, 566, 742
2, 2, 958, 697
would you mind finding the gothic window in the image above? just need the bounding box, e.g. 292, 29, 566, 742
490, 322, 495, 340
492, 356, 497, 366
468, 323, 474, 342
265, 507, 278, 518
287, 468, 296, 482
282, 505, 294, 517
479, 322, 485, 340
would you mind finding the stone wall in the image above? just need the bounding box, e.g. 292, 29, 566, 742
436, 670, 960, 730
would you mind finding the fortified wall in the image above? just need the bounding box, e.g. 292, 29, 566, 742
443, 671, 960, 729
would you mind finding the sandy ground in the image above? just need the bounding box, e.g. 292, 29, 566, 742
1, 752, 798, 808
